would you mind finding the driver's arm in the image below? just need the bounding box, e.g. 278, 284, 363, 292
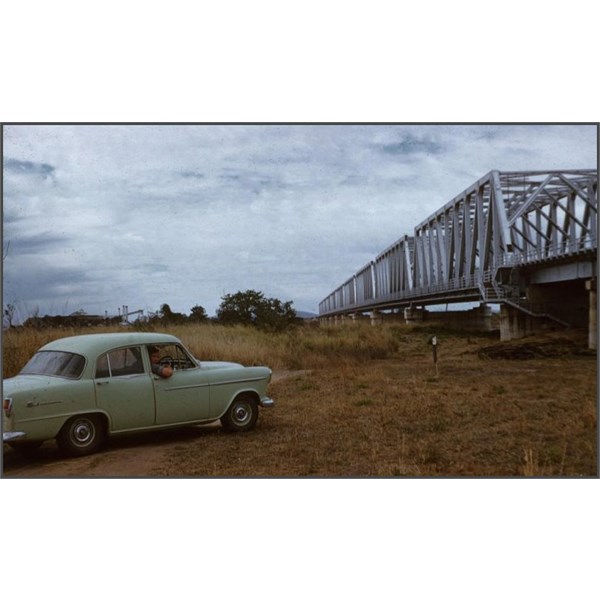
152, 363, 173, 378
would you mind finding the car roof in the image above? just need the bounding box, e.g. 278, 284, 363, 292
40, 332, 182, 357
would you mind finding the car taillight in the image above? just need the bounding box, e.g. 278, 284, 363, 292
3, 398, 13, 417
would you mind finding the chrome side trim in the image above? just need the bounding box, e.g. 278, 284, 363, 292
211, 376, 268, 387
27, 400, 64, 408
163, 383, 210, 392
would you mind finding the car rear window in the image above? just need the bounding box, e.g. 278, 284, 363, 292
20, 351, 86, 379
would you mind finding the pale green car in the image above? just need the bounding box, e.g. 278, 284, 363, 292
3, 332, 274, 457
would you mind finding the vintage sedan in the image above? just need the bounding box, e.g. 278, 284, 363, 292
3, 332, 274, 457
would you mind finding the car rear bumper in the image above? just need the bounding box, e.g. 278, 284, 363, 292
3, 431, 27, 443
260, 397, 274, 408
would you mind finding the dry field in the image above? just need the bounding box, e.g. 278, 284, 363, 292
2, 322, 597, 477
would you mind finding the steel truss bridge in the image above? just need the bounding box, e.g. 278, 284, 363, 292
319, 169, 597, 320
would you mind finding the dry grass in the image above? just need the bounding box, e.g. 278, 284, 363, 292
2, 322, 597, 477
2, 322, 402, 377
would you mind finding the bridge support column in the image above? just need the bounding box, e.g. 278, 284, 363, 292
586, 279, 597, 350
370, 310, 383, 326
404, 306, 425, 324
499, 305, 535, 341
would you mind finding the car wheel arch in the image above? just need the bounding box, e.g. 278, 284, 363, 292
55, 412, 109, 456
59, 410, 111, 434
220, 391, 260, 432
217, 389, 260, 418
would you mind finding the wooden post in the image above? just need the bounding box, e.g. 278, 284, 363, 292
430, 335, 438, 377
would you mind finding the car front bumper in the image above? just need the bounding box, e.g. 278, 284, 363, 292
260, 397, 275, 408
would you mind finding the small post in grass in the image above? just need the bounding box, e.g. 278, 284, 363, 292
429, 334, 439, 377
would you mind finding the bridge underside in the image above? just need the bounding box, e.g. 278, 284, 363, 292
318, 169, 597, 348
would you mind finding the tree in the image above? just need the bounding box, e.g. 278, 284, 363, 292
159, 304, 174, 320
190, 304, 208, 323
216, 290, 297, 330
158, 303, 187, 324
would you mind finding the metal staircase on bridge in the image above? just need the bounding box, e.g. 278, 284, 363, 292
479, 279, 571, 328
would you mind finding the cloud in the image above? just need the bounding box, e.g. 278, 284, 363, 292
6, 231, 70, 255
2, 124, 596, 320
377, 133, 446, 156
3, 258, 92, 307
4, 157, 56, 178
179, 170, 205, 180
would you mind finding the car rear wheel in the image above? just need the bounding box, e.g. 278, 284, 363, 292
221, 395, 258, 432
57, 414, 105, 456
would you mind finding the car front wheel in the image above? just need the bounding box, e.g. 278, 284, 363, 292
57, 414, 105, 456
221, 395, 258, 432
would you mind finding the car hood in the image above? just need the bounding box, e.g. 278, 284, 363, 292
197, 360, 244, 370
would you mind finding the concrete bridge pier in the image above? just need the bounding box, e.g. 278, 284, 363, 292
370, 310, 383, 326
499, 305, 548, 341
404, 306, 426, 324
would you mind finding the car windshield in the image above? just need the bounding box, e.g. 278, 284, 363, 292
20, 351, 86, 379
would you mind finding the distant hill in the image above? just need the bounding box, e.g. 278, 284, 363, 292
296, 310, 318, 319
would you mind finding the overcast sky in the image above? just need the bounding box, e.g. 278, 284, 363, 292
2, 124, 597, 321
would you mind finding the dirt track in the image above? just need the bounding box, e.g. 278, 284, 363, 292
1, 371, 304, 478
2, 423, 223, 477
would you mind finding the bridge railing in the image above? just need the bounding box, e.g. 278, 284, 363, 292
494, 234, 597, 268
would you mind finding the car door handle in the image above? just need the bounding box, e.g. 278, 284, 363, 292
96, 381, 110, 386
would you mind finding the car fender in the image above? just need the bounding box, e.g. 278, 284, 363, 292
5, 378, 98, 442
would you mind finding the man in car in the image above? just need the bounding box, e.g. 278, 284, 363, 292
148, 345, 173, 378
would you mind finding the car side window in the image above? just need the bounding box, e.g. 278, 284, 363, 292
149, 344, 196, 371
96, 354, 110, 378
95, 346, 144, 378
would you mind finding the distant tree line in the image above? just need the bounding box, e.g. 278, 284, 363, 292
152, 290, 299, 331
21, 312, 122, 329
15, 290, 300, 332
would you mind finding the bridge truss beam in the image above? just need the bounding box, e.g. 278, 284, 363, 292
319, 169, 597, 317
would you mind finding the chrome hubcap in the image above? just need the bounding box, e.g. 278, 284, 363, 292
233, 403, 251, 425
72, 420, 94, 445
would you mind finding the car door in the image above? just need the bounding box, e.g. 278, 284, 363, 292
94, 346, 155, 431
153, 368, 212, 424
150, 343, 211, 425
